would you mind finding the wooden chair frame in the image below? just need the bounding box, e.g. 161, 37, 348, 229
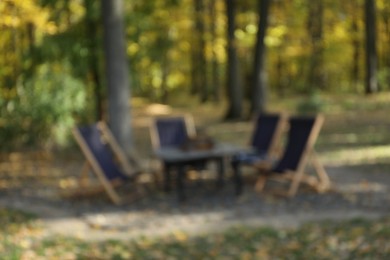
254, 114, 331, 197
70, 122, 144, 205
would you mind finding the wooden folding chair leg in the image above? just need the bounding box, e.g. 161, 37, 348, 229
287, 170, 305, 197
94, 171, 122, 205
255, 174, 267, 192
312, 152, 331, 191
79, 161, 91, 187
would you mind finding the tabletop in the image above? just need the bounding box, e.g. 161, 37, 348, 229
155, 143, 249, 163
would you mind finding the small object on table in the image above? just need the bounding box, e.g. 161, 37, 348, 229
180, 134, 215, 151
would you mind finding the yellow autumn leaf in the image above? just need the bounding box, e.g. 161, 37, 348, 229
173, 230, 188, 242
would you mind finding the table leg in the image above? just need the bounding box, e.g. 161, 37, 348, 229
232, 161, 242, 195
177, 164, 186, 201
216, 157, 225, 188
163, 162, 172, 192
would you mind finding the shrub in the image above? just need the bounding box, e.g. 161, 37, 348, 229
296, 91, 325, 114
0, 62, 86, 149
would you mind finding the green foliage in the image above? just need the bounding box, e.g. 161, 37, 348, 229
378, 68, 390, 90
126, 1, 193, 101
0, 208, 37, 233
0, 62, 86, 149
1, 0, 390, 147
296, 91, 326, 114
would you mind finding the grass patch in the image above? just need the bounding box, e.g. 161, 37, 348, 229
0, 208, 37, 234
1, 208, 390, 259
0, 209, 390, 260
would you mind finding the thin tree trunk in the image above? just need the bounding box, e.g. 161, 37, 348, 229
364, 0, 378, 94
160, 56, 169, 104
307, 0, 324, 90
101, 0, 133, 154
195, 0, 208, 102
209, 0, 220, 103
10, 4, 19, 90
23, 22, 36, 81
350, 0, 360, 92
276, 51, 287, 97
224, 0, 242, 120
85, 0, 104, 121
250, 0, 271, 116
383, 8, 390, 85
190, 0, 204, 96
190, 47, 199, 95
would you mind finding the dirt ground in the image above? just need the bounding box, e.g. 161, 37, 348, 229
1, 162, 389, 241
1, 104, 390, 241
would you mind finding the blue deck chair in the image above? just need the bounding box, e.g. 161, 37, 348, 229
232, 113, 286, 195
70, 122, 145, 204
255, 115, 331, 197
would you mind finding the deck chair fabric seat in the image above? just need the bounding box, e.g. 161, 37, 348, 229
232, 151, 268, 165
154, 117, 190, 148
232, 113, 285, 164
232, 113, 286, 195
69, 122, 148, 205
270, 117, 318, 174
78, 125, 130, 182
254, 114, 331, 197
250, 113, 284, 156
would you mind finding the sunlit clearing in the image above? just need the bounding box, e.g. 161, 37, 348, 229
323, 145, 390, 166
328, 133, 358, 143
59, 178, 78, 189
144, 104, 172, 115
340, 181, 387, 193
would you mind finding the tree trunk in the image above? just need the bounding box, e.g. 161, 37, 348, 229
364, 0, 378, 94
382, 6, 390, 86
101, 0, 133, 154
209, 0, 221, 103
250, 0, 271, 116
307, 0, 324, 90
224, 0, 242, 120
350, 0, 360, 92
276, 51, 287, 97
85, 0, 104, 121
23, 22, 36, 82
160, 55, 169, 104
195, 0, 208, 102
190, 0, 206, 98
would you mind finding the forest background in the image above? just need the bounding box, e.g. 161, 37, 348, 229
0, 0, 389, 150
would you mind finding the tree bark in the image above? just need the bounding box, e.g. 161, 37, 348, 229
250, 0, 271, 116
364, 0, 378, 94
307, 0, 324, 90
382, 6, 390, 86
209, 0, 221, 103
225, 0, 242, 120
101, 0, 133, 154
85, 0, 104, 121
350, 0, 360, 92
190, 0, 206, 98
